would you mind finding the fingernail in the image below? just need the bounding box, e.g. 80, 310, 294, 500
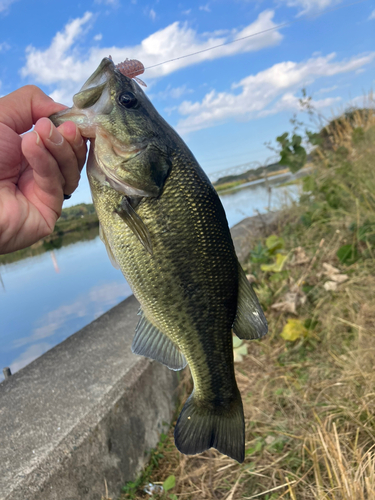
48, 121, 64, 146
33, 130, 41, 145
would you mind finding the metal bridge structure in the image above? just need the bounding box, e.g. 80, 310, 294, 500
207, 155, 280, 184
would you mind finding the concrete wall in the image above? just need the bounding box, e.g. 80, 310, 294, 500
0, 295, 179, 500
0, 212, 278, 500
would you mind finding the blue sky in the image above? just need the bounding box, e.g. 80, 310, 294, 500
0, 0, 374, 205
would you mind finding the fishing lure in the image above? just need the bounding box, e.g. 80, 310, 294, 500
109, 56, 147, 87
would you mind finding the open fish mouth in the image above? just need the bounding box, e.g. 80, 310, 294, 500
50, 58, 115, 137
50, 57, 146, 137
50, 56, 152, 198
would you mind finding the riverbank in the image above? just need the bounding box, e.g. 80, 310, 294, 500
214, 165, 289, 192
0, 206, 99, 266
119, 116, 375, 498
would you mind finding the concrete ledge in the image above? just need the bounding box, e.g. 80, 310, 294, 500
0, 295, 179, 500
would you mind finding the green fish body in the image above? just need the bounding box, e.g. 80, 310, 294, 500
51, 58, 267, 463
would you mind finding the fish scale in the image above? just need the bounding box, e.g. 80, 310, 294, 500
50, 57, 268, 462
90, 145, 239, 406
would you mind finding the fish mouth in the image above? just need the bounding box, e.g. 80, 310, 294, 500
80, 57, 115, 92
50, 57, 151, 197
50, 57, 116, 136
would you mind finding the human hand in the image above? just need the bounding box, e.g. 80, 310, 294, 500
0, 85, 87, 254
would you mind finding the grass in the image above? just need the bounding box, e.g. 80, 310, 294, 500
116, 104, 375, 500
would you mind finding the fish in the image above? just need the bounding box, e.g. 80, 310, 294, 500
50, 57, 268, 463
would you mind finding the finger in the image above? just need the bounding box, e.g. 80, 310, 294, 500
0, 85, 67, 134
0, 122, 22, 182
20, 129, 65, 220
57, 121, 88, 173
34, 117, 81, 196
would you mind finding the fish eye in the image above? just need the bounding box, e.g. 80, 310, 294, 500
118, 91, 138, 109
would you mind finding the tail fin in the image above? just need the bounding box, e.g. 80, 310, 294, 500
174, 390, 245, 463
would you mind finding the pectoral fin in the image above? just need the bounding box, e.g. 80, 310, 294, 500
115, 196, 153, 255
233, 263, 268, 340
132, 309, 187, 371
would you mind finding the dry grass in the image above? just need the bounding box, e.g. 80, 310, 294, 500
119, 108, 375, 500
320, 95, 375, 152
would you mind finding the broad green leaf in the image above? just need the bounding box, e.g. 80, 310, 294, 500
236, 345, 248, 356
250, 242, 269, 263
261, 253, 288, 273
336, 244, 358, 265
266, 235, 285, 253
163, 475, 176, 492
281, 319, 308, 342
276, 132, 289, 145
292, 134, 302, 147
233, 337, 248, 363
232, 336, 243, 348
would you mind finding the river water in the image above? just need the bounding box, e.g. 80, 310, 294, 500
0, 172, 301, 380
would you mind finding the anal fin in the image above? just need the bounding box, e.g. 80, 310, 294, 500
233, 263, 268, 340
132, 309, 187, 371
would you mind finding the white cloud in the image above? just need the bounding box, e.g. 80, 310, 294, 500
347, 93, 375, 109
199, 3, 211, 12
13, 281, 130, 348
318, 84, 338, 93
149, 8, 156, 20
0, 41, 10, 51
279, 0, 341, 16
259, 92, 341, 117
176, 52, 375, 134
21, 10, 283, 104
93, 33, 103, 41
369, 9, 375, 20
153, 84, 193, 101
95, 0, 120, 5
0, 0, 17, 14
21, 12, 93, 86
182, 9, 191, 15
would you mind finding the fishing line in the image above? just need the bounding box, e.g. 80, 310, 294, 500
144, 0, 369, 71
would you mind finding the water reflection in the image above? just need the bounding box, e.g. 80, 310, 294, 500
0, 237, 131, 381
221, 171, 301, 227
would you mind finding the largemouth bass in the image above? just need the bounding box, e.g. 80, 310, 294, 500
51, 58, 267, 463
